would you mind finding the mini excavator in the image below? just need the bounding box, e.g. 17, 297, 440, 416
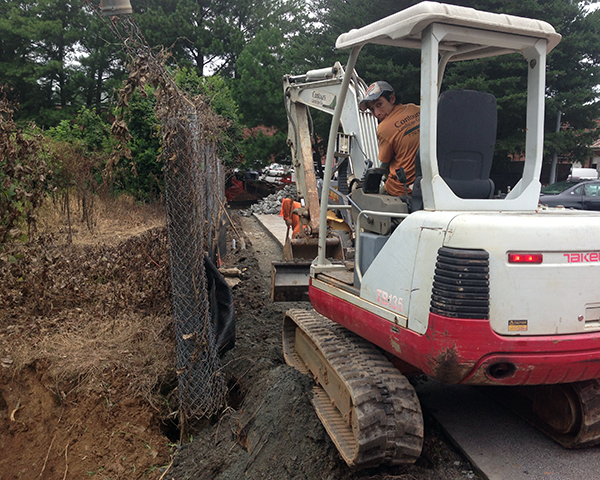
273, 1, 600, 468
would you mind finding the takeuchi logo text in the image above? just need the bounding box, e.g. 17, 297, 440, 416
564, 252, 600, 263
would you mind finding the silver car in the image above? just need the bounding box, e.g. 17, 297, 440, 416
539, 180, 600, 210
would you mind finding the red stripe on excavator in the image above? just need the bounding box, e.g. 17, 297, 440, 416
309, 281, 600, 386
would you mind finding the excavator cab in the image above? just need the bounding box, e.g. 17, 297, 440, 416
312, 1, 561, 287
410, 89, 497, 211
276, 1, 560, 289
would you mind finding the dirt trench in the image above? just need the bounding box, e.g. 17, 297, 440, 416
166, 214, 476, 480
0, 211, 476, 480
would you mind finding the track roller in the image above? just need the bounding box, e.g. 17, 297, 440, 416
282, 308, 424, 468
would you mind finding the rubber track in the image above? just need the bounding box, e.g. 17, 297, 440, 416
283, 308, 424, 467
546, 379, 600, 448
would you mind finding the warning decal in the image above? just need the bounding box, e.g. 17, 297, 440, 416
508, 320, 528, 331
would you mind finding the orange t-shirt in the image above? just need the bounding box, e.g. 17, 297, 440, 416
377, 103, 420, 196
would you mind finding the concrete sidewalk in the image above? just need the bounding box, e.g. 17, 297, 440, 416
253, 214, 288, 247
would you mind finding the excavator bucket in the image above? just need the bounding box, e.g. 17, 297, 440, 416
272, 236, 344, 302
288, 236, 343, 261
271, 260, 312, 302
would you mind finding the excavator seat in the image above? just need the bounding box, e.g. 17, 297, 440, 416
411, 89, 497, 211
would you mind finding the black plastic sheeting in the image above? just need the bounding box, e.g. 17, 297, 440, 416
204, 255, 236, 355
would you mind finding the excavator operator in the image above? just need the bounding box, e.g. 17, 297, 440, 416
359, 81, 420, 196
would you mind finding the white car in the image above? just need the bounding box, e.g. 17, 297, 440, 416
264, 163, 286, 176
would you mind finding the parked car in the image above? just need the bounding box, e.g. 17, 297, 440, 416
539, 180, 600, 210
263, 163, 286, 177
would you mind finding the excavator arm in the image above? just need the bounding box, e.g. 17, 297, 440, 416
272, 64, 380, 301
283, 62, 380, 231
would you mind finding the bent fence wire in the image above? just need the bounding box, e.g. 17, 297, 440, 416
101, 12, 228, 420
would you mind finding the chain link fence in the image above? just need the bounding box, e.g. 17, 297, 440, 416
100, 12, 231, 424
162, 112, 228, 420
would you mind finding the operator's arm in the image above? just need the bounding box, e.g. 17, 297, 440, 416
378, 136, 394, 165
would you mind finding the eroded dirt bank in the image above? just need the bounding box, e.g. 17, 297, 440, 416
0, 227, 173, 479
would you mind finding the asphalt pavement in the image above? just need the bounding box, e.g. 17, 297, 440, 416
415, 378, 600, 480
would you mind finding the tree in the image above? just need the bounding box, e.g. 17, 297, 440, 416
76, 5, 129, 113
0, 1, 127, 126
0, 1, 45, 121
5, 0, 90, 126
134, 0, 307, 78
240, 130, 289, 171
311, 0, 422, 102
234, 28, 288, 128
311, 0, 600, 183
174, 68, 245, 168
441, 1, 600, 178
47, 106, 111, 153
118, 87, 162, 201
543, 3, 600, 179
232, 27, 309, 169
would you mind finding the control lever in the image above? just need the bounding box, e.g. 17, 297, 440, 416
396, 167, 408, 194
395, 167, 412, 210
350, 158, 374, 191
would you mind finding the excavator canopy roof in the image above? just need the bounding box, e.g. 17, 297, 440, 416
335, 1, 561, 60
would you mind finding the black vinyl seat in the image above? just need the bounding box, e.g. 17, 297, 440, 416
411, 89, 497, 211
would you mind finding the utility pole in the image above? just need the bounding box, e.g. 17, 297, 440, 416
549, 108, 562, 185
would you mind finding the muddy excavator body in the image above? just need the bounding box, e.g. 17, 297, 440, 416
277, 1, 600, 468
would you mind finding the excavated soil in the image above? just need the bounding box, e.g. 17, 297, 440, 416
0, 206, 477, 480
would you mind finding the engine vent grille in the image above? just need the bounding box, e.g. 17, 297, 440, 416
431, 247, 489, 319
